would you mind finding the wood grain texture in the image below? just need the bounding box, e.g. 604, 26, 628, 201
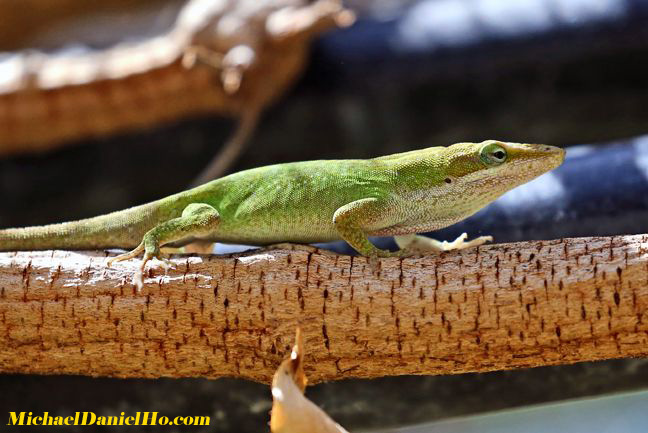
1, 236, 647, 384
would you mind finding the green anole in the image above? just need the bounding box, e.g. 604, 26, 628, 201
0, 140, 564, 288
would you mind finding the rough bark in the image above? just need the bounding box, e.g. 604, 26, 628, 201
1, 235, 647, 384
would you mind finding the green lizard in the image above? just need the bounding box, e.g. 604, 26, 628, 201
0, 140, 564, 288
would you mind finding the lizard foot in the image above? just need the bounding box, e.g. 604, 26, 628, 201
107, 243, 174, 291
440, 232, 493, 251
133, 250, 175, 291
395, 233, 493, 254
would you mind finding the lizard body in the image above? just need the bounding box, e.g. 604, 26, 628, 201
0, 141, 564, 284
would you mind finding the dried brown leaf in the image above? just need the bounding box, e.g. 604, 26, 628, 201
270, 328, 349, 433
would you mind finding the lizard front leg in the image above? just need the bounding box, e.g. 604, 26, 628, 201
394, 233, 493, 254
333, 198, 405, 258
108, 203, 220, 289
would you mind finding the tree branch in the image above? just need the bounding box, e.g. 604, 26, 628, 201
1, 235, 647, 383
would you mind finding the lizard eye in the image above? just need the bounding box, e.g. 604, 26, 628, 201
480, 143, 508, 166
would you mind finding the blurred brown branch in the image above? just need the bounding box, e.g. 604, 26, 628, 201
0, 0, 353, 167
0, 0, 174, 50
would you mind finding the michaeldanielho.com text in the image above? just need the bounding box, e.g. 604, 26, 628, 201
8, 412, 210, 427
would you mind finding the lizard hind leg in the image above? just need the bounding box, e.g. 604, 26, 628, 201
107, 203, 221, 289
394, 233, 493, 254
333, 199, 493, 261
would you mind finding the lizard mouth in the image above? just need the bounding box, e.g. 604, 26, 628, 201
508, 145, 565, 176
537, 145, 565, 166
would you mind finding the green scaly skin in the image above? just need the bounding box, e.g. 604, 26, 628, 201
0, 140, 564, 285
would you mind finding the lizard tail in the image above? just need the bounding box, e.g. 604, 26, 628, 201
0, 201, 164, 251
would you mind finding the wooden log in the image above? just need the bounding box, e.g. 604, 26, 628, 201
1, 235, 647, 384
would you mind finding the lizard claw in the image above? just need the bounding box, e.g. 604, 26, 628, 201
133, 271, 145, 291
440, 233, 493, 251
107, 243, 144, 267
158, 258, 175, 272
440, 232, 469, 250
133, 251, 174, 291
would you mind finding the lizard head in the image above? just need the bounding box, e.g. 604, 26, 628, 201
438, 139, 565, 213
382, 139, 564, 230
474, 139, 564, 183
